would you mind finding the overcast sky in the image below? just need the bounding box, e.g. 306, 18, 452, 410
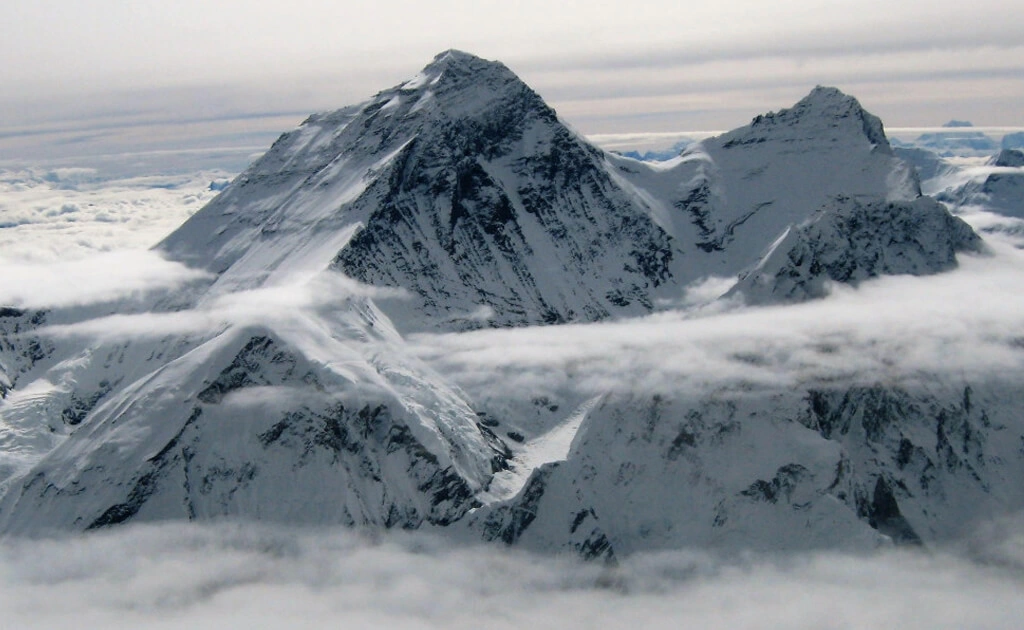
2, 0, 1022, 160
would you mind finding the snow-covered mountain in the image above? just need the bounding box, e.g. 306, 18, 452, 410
159, 50, 674, 331
468, 378, 1024, 557
1003, 132, 1024, 151
728, 196, 983, 305
611, 86, 921, 291
2, 51, 1016, 556
156, 66, 921, 331
0, 296, 509, 534
992, 148, 1024, 168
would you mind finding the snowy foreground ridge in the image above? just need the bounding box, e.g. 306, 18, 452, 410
1, 50, 1021, 558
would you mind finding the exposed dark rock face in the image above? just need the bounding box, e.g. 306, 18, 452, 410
729, 196, 983, 305
158, 51, 672, 331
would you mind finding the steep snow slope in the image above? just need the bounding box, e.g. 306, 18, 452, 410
160, 50, 673, 331
612, 86, 923, 290
0, 300, 209, 492
729, 196, 984, 305
468, 379, 1024, 557
0, 300, 508, 534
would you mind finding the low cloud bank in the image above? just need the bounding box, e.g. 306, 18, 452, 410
0, 520, 1021, 629
15, 221, 1024, 400
0, 250, 210, 310
410, 241, 1024, 398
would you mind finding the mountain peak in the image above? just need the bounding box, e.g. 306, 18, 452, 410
395, 50, 519, 95
420, 49, 506, 78
797, 85, 868, 114
714, 85, 890, 152
809, 84, 852, 98
428, 48, 491, 68
161, 49, 661, 330
350, 49, 546, 128
783, 86, 888, 146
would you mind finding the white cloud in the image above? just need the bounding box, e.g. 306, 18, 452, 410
409, 239, 1024, 399
0, 250, 210, 310
208, 272, 410, 312
661, 275, 739, 309
0, 167, 231, 262
0, 520, 1021, 629
34, 271, 408, 343
21, 210, 1024, 406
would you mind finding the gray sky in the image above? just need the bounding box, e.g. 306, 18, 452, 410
2, 0, 1022, 160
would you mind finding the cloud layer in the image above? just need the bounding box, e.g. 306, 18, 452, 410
6, 166, 1021, 407
0, 520, 1021, 629
0, 166, 232, 262
409, 237, 1024, 399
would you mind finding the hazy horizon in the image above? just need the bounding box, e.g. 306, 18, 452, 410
3, 1, 1022, 165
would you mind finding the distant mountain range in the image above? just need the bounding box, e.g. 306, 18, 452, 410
889, 120, 1005, 157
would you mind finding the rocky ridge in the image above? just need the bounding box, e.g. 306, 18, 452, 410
728, 196, 984, 305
